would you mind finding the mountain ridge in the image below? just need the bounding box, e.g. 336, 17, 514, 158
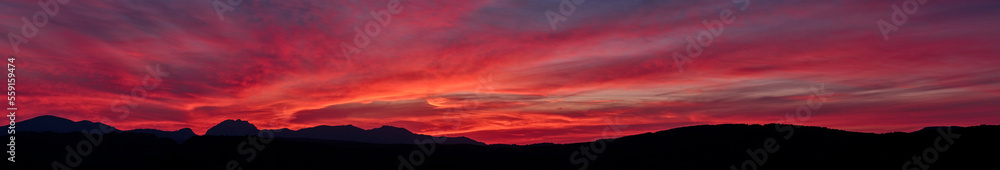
5, 118, 997, 169
13, 115, 486, 145
11, 115, 996, 145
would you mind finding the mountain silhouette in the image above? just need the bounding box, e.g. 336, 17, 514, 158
3, 115, 998, 169
125, 128, 197, 143
277, 124, 486, 145
204, 119, 260, 136
9, 115, 118, 134
280, 125, 365, 140
204, 119, 487, 145
11, 116, 485, 145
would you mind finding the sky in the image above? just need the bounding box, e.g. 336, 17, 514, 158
2, 0, 999, 145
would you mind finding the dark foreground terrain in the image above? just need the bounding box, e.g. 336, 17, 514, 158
2, 117, 998, 169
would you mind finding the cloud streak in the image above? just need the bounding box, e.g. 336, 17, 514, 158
3, 0, 999, 144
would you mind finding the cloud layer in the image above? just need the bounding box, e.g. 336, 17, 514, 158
3, 0, 999, 144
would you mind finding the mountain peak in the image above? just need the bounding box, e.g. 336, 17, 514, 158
371, 125, 412, 134
177, 128, 195, 134
205, 119, 260, 136
19, 115, 118, 133
16, 116, 486, 145
914, 126, 963, 133
332, 124, 361, 128
224, 119, 252, 124
125, 128, 197, 143
24, 115, 74, 123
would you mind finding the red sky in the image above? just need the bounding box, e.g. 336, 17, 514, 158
2, 0, 999, 144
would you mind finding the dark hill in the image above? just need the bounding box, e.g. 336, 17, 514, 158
11, 115, 119, 134
125, 128, 197, 143
3, 115, 998, 169
204, 119, 260, 136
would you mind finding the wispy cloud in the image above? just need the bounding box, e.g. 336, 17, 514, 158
4, 0, 999, 144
